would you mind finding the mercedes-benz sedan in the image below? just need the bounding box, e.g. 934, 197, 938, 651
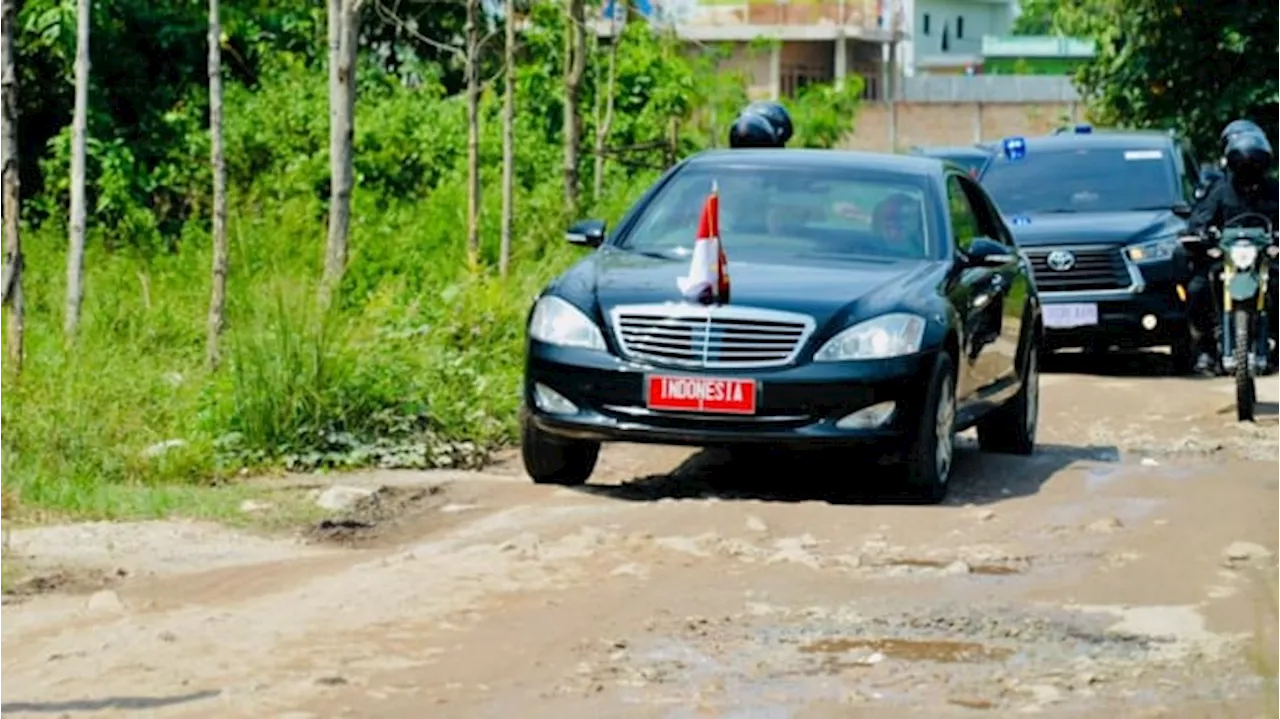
521, 149, 1043, 503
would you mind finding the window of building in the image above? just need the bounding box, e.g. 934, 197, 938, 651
922, 13, 931, 35
957, 16, 965, 39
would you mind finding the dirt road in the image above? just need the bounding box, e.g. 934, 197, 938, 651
3, 354, 1278, 719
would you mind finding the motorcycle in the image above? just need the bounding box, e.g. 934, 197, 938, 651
1180, 212, 1279, 421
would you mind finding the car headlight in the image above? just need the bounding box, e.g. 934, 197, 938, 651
1125, 237, 1177, 263
813, 313, 927, 362
528, 296, 606, 351
1229, 242, 1259, 269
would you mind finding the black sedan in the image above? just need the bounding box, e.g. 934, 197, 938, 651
521, 149, 1043, 503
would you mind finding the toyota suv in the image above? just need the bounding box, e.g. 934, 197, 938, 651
977, 127, 1209, 373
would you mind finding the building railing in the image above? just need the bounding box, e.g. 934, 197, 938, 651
898, 75, 1081, 103
599, 0, 896, 31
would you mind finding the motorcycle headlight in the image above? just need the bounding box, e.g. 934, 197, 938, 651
1125, 237, 1177, 263
814, 313, 927, 362
1229, 242, 1259, 269
528, 296, 607, 351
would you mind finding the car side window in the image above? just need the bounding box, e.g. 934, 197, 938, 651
946, 175, 982, 253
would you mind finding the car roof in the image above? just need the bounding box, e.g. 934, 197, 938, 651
910, 145, 992, 156
1008, 131, 1177, 152
684, 148, 944, 177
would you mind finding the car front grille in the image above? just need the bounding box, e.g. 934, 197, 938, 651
609, 303, 816, 369
1024, 246, 1132, 292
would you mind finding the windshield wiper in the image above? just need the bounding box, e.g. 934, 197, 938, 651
1031, 208, 1079, 214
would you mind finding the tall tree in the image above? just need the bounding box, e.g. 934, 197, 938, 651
464, 0, 481, 269
1074, 0, 1278, 156
562, 0, 585, 212
498, 0, 515, 277
206, 0, 228, 370
1, 0, 22, 374
323, 0, 361, 303
64, 0, 91, 339
592, 7, 621, 201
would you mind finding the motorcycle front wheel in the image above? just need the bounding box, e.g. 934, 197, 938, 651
1233, 307, 1256, 422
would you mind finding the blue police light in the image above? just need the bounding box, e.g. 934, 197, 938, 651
1010, 215, 1032, 226
1074, 123, 1093, 134
1002, 136, 1027, 161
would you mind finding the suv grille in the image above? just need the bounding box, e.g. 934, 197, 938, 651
609, 304, 815, 369
1025, 246, 1131, 292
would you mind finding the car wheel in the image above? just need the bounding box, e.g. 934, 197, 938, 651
901, 354, 957, 504
520, 413, 600, 485
976, 348, 1038, 455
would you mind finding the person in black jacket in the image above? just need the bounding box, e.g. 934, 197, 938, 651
1185, 128, 1279, 373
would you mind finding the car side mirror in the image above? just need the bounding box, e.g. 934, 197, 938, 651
963, 236, 1015, 267
1171, 202, 1192, 219
566, 219, 606, 247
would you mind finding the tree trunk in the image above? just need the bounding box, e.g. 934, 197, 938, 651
1, 0, 22, 375
205, 0, 228, 370
592, 7, 622, 201
464, 0, 480, 270
64, 0, 90, 339
322, 0, 359, 303
499, 0, 515, 277
562, 0, 585, 212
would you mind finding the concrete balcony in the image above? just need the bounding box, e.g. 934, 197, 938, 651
593, 0, 901, 42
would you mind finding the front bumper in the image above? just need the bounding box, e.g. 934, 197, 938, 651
1041, 283, 1188, 350
524, 342, 936, 450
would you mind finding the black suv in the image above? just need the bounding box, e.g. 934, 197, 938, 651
976, 126, 1209, 372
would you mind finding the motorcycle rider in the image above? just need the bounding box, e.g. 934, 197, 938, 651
1185, 127, 1279, 374
728, 101, 793, 149
1195, 119, 1267, 201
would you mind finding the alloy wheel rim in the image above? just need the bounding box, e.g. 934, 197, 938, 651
935, 375, 956, 482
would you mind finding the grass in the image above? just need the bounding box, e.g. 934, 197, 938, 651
0, 172, 653, 525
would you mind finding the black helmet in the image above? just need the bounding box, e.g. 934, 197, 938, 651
1224, 129, 1273, 184
1220, 119, 1264, 154
743, 100, 793, 146
728, 111, 783, 149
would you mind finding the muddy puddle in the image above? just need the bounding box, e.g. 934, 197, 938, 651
798, 636, 1013, 663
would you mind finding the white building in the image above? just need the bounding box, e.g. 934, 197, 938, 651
897, 0, 1018, 75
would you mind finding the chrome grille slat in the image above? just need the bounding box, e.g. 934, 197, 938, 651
1024, 245, 1130, 292
609, 303, 817, 369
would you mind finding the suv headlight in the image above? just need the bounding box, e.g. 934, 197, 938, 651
813, 313, 927, 362
1125, 237, 1177, 263
528, 296, 606, 351
1229, 242, 1259, 269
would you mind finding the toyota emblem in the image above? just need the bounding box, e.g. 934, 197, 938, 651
1046, 250, 1076, 271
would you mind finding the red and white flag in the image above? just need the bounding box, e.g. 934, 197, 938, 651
676, 183, 731, 304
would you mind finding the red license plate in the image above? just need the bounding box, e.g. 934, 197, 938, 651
646, 375, 758, 415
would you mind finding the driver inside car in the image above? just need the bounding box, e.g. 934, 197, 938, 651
872, 193, 927, 256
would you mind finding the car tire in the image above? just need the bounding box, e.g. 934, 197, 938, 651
976, 348, 1038, 455
520, 413, 600, 486
900, 354, 957, 505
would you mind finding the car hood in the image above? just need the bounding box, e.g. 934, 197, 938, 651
567, 248, 922, 329
1007, 210, 1184, 248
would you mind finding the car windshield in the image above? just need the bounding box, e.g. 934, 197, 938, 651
980, 145, 1179, 215
619, 164, 935, 261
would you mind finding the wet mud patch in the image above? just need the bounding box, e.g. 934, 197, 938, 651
2, 563, 128, 604
305, 485, 447, 546
555, 601, 1258, 714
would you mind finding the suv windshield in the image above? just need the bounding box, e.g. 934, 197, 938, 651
980, 145, 1179, 215
619, 164, 935, 261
